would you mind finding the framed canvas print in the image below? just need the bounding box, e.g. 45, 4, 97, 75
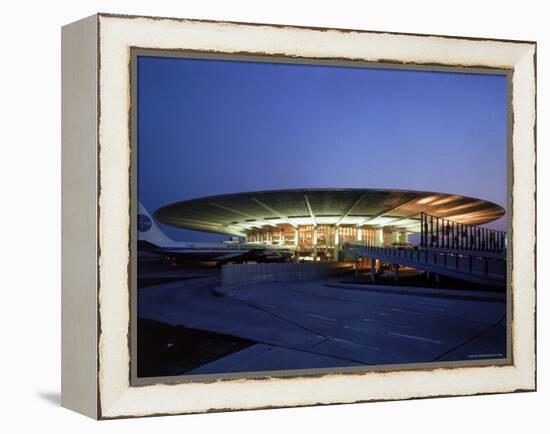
61, 13, 536, 419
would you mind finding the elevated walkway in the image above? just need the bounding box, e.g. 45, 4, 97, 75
345, 244, 506, 287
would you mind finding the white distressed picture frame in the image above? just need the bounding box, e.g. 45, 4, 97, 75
61, 13, 536, 419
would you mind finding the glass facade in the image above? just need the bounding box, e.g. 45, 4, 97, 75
359, 227, 377, 246
298, 225, 314, 250
339, 226, 357, 244
317, 225, 335, 248
245, 224, 407, 261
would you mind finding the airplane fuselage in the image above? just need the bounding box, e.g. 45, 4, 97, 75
138, 240, 294, 264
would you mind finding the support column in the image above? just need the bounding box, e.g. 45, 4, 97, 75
313, 225, 318, 261
375, 228, 384, 247
392, 231, 399, 244
279, 229, 284, 245
357, 226, 362, 242
294, 227, 300, 262
334, 225, 340, 262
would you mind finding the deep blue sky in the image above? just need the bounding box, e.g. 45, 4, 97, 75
137, 56, 508, 241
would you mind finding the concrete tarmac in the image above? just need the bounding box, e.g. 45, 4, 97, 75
138, 269, 506, 376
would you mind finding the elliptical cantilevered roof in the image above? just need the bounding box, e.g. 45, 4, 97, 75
153, 188, 505, 236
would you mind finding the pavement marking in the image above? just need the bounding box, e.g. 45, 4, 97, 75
345, 325, 376, 334
307, 313, 337, 322
331, 337, 380, 351
388, 331, 443, 345
285, 285, 498, 326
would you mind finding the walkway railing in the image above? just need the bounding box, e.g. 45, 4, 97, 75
420, 212, 506, 253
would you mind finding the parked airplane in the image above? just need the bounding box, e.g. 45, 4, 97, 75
137, 202, 294, 264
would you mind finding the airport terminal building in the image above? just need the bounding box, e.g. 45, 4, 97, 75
154, 188, 505, 262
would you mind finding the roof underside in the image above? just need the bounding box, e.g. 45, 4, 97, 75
154, 189, 505, 236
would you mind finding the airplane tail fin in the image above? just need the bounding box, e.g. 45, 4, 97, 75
138, 202, 172, 244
